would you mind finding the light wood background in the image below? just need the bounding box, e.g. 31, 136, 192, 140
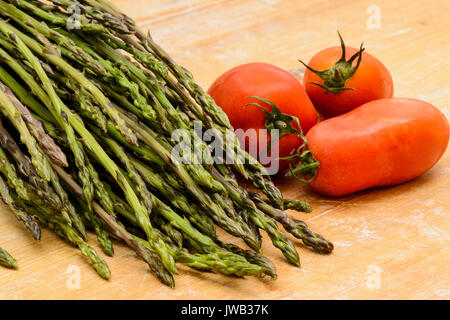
0, 0, 449, 300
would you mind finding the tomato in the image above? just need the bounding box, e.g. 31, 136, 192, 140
307, 98, 449, 197
208, 62, 318, 172
301, 33, 393, 118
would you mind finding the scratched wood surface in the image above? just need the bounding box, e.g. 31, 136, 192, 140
0, 0, 449, 300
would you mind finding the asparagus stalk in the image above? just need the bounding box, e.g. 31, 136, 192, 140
0, 46, 57, 123
114, 109, 223, 194
59, 220, 110, 279
0, 145, 30, 201
0, 81, 67, 167
0, 77, 52, 181
26, 198, 111, 279
151, 213, 184, 249
52, 72, 108, 132
0, 246, 17, 269
77, 198, 114, 256
250, 192, 334, 254
95, 128, 153, 216
87, 37, 182, 133
282, 199, 313, 213
0, 174, 41, 240
216, 240, 276, 279
0, 65, 54, 123
86, 160, 115, 215
212, 169, 300, 266
28, 0, 62, 12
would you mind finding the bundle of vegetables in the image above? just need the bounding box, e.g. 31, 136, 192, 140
0, 0, 333, 286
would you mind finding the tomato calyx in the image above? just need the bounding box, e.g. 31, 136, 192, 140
299, 32, 365, 94
282, 149, 320, 183
245, 96, 319, 182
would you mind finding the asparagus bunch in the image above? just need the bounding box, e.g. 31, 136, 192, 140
0, 0, 333, 287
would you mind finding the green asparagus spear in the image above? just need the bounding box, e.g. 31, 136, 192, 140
0, 246, 17, 269
282, 199, 313, 213
0, 81, 67, 167
0, 77, 52, 181
151, 213, 184, 249
250, 192, 333, 253
0, 65, 54, 123
0, 174, 41, 240
77, 198, 114, 256
96, 129, 153, 216
212, 168, 300, 266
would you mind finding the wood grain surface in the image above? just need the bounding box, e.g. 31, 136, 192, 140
0, 0, 449, 300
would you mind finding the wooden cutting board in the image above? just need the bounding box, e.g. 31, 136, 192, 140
0, 0, 449, 300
